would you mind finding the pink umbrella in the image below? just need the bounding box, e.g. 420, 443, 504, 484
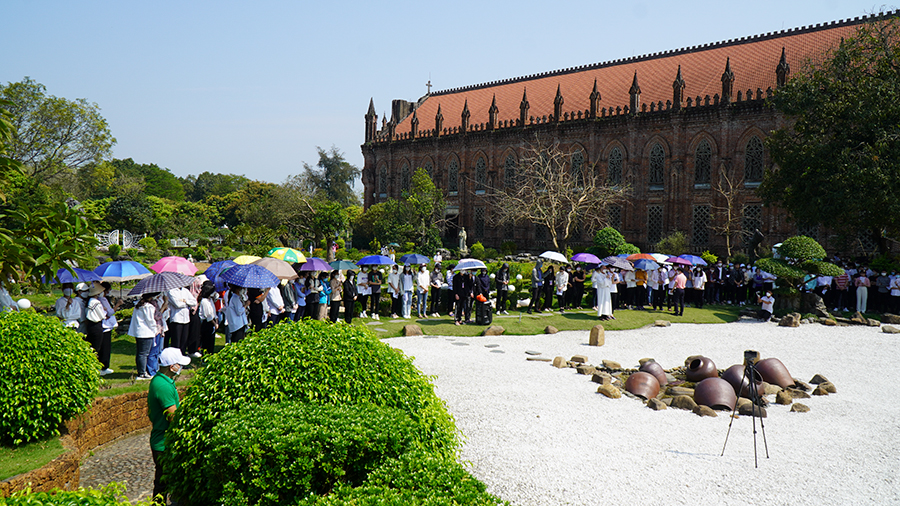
666, 256, 693, 266
151, 256, 198, 276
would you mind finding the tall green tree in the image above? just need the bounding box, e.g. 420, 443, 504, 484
762, 17, 900, 249
0, 77, 115, 184
111, 158, 185, 201
302, 146, 360, 207
183, 171, 249, 202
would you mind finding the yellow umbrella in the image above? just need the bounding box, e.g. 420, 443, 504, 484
267, 247, 307, 264
233, 255, 261, 265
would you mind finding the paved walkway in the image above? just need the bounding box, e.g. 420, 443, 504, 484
79, 428, 155, 503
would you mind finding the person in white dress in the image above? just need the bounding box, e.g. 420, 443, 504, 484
596, 266, 613, 320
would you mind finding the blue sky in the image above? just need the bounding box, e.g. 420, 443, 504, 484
3, 0, 882, 189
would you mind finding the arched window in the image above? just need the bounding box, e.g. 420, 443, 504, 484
424, 160, 434, 180
448, 159, 459, 193
504, 154, 517, 188
378, 165, 387, 195
571, 151, 585, 188
694, 139, 711, 184
649, 143, 665, 188
744, 136, 764, 182
475, 157, 486, 193
692, 205, 711, 248
400, 163, 410, 192
608, 147, 622, 185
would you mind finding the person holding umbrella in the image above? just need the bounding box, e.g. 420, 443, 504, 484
430, 264, 443, 317
453, 269, 474, 325
83, 282, 111, 375
388, 265, 401, 318
356, 268, 369, 319
416, 264, 430, 319
329, 270, 343, 323
401, 265, 414, 319
197, 281, 218, 355
98, 282, 121, 375
225, 284, 249, 342
369, 266, 383, 320
129, 292, 160, 379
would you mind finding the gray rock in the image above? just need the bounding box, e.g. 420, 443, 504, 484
451, 342, 470, 346
589, 325, 605, 346
526, 357, 552, 362
570, 354, 588, 364
778, 313, 801, 327
693, 405, 718, 417
544, 325, 558, 334
790, 403, 810, 413
882, 313, 900, 324
484, 344, 500, 348
490, 349, 505, 353
402, 324, 424, 336
792, 379, 812, 391
525, 350, 542, 355
867, 318, 881, 327
654, 320, 671, 327
661, 397, 673, 406
882, 325, 900, 334
481, 326, 505, 336
786, 388, 811, 399
647, 398, 667, 411
671, 395, 698, 410
809, 374, 829, 384
667, 386, 695, 397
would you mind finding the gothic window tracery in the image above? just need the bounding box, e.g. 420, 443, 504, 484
571, 151, 585, 188
745, 136, 764, 182
649, 143, 665, 188
378, 165, 387, 195
400, 163, 410, 192
448, 159, 459, 193
694, 140, 711, 184
608, 147, 623, 185
475, 157, 486, 193
504, 154, 517, 188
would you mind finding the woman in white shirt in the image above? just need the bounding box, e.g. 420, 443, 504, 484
596, 267, 613, 320
555, 268, 569, 313
167, 285, 197, 352
83, 283, 107, 372
55, 282, 84, 328
129, 292, 159, 379
387, 265, 401, 318
416, 265, 430, 318
225, 284, 250, 343
197, 281, 218, 356
357, 269, 370, 318
401, 265, 414, 318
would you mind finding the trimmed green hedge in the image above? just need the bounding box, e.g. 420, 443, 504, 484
0, 312, 99, 445
164, 319, 461, 505
207, 402, 423, 505
4, 484, 150, 505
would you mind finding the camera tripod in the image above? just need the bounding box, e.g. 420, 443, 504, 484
721, 350, 769, 468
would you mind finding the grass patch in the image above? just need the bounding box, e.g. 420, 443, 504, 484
360, 304, 742, 338
0, 438, 66, 481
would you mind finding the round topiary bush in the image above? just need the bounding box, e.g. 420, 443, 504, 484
0, 311, 100, 445
207, 402, 422, 505
164, 319, 459, 505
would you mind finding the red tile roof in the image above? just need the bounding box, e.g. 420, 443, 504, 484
392, 13, 887, 136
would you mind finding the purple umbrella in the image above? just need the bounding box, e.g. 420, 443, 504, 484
666, 256, 693, 266
571, 252, 601, 264
297, 257, 332, 272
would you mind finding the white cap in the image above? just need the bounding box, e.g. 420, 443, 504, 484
159, 347, 191, 367
75, 282, 89, 292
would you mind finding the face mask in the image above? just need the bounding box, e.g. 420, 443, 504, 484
883, 273, 887, 276
63, 288, 73, 297
173, 364, 182, 376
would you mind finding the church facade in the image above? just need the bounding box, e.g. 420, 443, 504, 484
361, 13, 887, 256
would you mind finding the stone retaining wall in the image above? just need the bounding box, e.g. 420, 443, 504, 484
1, 390, 154, 497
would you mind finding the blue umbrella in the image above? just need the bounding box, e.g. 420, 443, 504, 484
204, 260, 237, 282
46, 267, 103, 284
453, 259, 488, 271
356, 255, 395, 266
221, 264, 280, 289
678, 254, 708, 266
94, 261, 152, 282
399, 253, 430, 265
297, 257, 332, 272
633, 259, 660, 271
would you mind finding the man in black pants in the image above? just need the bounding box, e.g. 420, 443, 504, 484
527, 260, 543, 314
368, 267, 383, 320
672, 268, 687, 316
453, 270, 474, 324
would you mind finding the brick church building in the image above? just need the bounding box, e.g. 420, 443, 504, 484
361, 13, 887, 256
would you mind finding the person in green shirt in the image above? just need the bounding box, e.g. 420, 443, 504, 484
148, 347, 190, 504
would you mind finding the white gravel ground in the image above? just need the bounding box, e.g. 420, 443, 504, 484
384, 320, 900, 506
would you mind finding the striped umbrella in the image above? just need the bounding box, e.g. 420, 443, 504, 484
267, 247, 307, 263
151, 256, 198, 276
128, 272, 194, 296
221, 264, 280, 288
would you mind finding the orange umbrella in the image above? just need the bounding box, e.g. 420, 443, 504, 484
626, 253, 656, 262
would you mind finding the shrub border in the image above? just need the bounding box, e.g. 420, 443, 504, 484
1, 388, 184, 497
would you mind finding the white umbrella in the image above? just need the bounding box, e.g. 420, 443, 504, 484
539, 251, 568, 263
453, 259, 487, 271
648, 253, 670, 263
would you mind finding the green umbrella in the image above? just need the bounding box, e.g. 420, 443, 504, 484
329, 260, 358, 271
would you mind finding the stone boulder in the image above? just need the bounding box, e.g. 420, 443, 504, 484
821, 318, 837, 326
597, 384, 622, 399
778, 313, 801, 327
667, 386, 695, 397
481, 325, 505, 336
790, 403, 810, 413
654, 320, 671, 327
591, 372, 613, 385
883, 325, 900, 334
589, 325, 605, 346
775, 390, 793, 405
819, 381, 837, 393
647, 398, 667, 411
570, 355, 588, 364
882, 313, 900, 324
786, 388, 811, 399
552, 356, 567, 368
670, 395, 698, 411
544, 325, 558, 334
851, 311, 867, 325
576, 365, 596, 376
602, 359, 622, 369
693, 405, 718, 417
812, 385, 829, 396
402, 324, 423, 336
738, 403, 767, 418
809, 374, 829, 384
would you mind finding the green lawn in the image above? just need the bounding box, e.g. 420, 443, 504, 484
0, 438, 65, 481
358, 304, 743, 338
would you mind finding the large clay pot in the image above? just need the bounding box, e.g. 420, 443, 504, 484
639, 361, 668, 386
693, 377, 737, 410
755, 358, 793, 389
685, 356, 718, 382
625, 371, 661, 399
722, 364, 765, 398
